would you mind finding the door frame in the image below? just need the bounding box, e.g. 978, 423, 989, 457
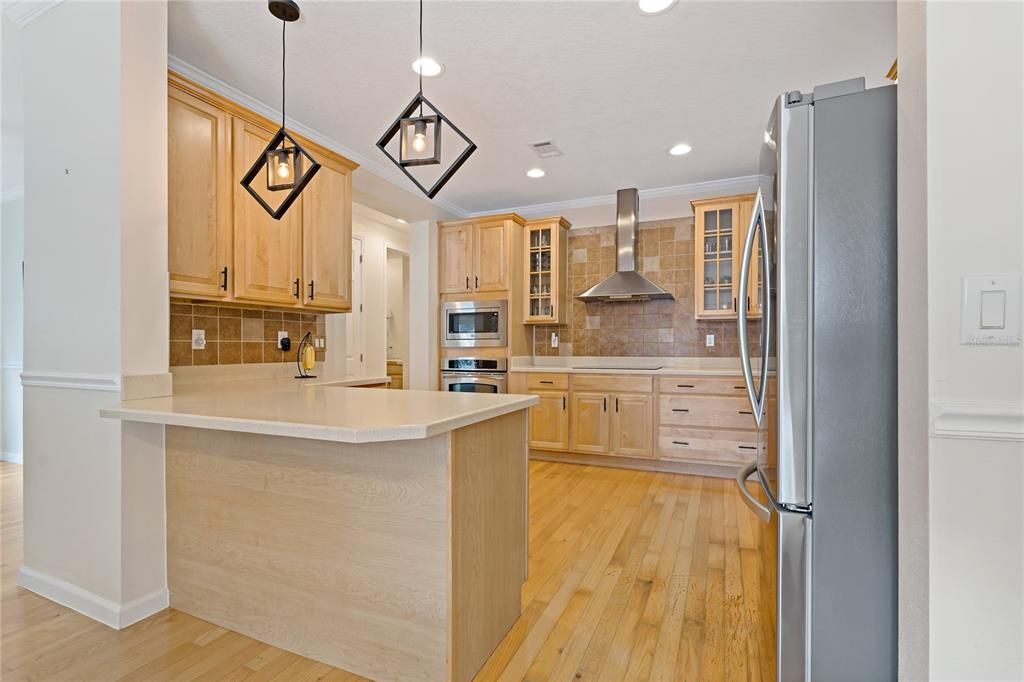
346, 235, 365, 376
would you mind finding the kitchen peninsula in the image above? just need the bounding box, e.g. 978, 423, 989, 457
101, 380, 537, 682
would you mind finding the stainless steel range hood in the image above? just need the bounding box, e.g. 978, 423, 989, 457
576, 188, 674, 302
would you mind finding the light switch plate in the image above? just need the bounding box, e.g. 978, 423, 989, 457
551, 332, 559, 348
960, 273, 1022, 345
706, 334, 715, 347
191, 329, 206, 350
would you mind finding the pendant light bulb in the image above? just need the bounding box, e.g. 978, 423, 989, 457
277, 159, 292, 179
412, 119, 428, 153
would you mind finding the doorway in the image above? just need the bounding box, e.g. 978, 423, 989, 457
385, 247, 409, 389
345, 236, 364, 376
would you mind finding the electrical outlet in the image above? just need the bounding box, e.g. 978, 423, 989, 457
551, 332, 559, 348
278, 331, 288, 349
705, 334, 715, 347
191, 329, 206, 350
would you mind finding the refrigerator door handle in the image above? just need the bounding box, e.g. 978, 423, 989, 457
738, 189, 769, 423
735, 460, 771, 523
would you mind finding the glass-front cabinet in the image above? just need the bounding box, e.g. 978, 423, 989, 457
692, 194, 761, 320
524, 217, 570, 324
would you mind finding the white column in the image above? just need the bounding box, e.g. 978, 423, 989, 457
408, 220, 438, 390
19, 0, 170, 629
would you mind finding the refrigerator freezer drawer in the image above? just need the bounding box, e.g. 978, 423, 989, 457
658, 395, 757, 430
657, 426, 756, 465
656, 375, 749, 396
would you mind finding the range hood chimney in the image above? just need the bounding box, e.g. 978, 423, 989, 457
575, 188, 674, 302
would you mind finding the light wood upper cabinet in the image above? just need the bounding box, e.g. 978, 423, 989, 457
167, 72, 357, 311
571, 392, 609, 454
302, 158, 352, 312
232, 118, 303, 306
473, 220, 509, 292
524, 217, 570, 324
168, 86, 232, 299
610, 393, 653, 458
692, 194, 759, 320
528, 391, 569, 451
440, 224, 474, 294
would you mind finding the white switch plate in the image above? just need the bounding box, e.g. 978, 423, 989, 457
706, 334, 715, 347
278, 330, 288, 349
960, 273, 1022, 345
191, 329, 206, 350
551, 332, 559, 348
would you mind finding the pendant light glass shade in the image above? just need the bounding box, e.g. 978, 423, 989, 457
399, 114, 441, 166
239, 0, 319, 220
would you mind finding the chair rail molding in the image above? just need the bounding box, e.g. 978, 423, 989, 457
929, 399, 1024, 442
20, 371, 121, 393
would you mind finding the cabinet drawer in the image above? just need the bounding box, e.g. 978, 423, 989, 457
526, 373, 569, 391
571, 374, 653, 394
657, 375, 748, 396
657, 427, 757, 465
658, 395, 755, 430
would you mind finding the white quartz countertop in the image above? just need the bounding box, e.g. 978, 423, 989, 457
509, 357, 749, 376
101, 376, 537, 444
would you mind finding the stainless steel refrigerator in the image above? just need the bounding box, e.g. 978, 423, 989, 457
734, 78, 897, 681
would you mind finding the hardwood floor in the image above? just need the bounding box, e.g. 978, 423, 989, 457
0, 459, 770, 681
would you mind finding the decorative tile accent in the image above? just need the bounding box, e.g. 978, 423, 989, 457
533, 216, 761, 358
169, 301, 327, 367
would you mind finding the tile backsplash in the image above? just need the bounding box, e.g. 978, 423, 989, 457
170, 301, 326, 367
533, 216, 760, 358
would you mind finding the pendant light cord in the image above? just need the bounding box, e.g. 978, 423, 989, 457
281, 18, 287, 130
418, 0, 423, 115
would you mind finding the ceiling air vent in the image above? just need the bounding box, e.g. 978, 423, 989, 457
530, 140, 563, 159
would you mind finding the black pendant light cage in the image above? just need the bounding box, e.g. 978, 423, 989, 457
376, 0, 476, 199
240, 0, 321, 220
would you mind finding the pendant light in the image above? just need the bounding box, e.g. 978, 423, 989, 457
240, 0, 321, 220
376, 0, 476, 199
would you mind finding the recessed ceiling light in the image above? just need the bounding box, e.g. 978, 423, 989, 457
397, 218, 407, 224
412, 57, 444, 77
526, 168, 546, 178
668, 143, 692, 156
638, 0, 676, 15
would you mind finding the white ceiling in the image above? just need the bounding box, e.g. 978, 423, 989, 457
171, 1, 895, 219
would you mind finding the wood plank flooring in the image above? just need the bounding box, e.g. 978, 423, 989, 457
0, 459, 770, 681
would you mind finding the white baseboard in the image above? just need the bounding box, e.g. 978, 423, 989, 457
1, 450, 23, 464
16, 565, 168, 629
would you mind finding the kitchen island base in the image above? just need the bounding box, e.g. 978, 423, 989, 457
165, 411, 527, 682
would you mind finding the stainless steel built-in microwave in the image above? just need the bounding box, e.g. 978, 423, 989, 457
441, 300, 507, 348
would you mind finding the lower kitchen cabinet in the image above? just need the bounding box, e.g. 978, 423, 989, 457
528, 391, 569, 451
610, 393, 654, 458
570, 392, 609, 454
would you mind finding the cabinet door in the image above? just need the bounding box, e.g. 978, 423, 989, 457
529, 391, 569, 451
303, 159, 352, 312
168, 86, 232, 298
610, 393, 653, 458
694, 201, 741, 319
738, 197, 763, 319
439, 224, 473, 294
473, 220, 509, 292
232, 119, 303, 306
571, 392, 609, 454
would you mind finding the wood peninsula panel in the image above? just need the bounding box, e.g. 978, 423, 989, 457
450, 411, 527, 682
166, 427, 450, 681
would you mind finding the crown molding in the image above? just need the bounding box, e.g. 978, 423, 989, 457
472, 174, 765, 219
3, 0, 63, 28
930, 400, 1024, 442
167, 55, 470, 219
2, 185, 24, 202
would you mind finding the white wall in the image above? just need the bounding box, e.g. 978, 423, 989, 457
2, 197, 24, 462
386, 249, 409, 363
19, 0, 170, 628
325, 204, 409, 379
408, 220, 438, 390
906, 2, 1024, 679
